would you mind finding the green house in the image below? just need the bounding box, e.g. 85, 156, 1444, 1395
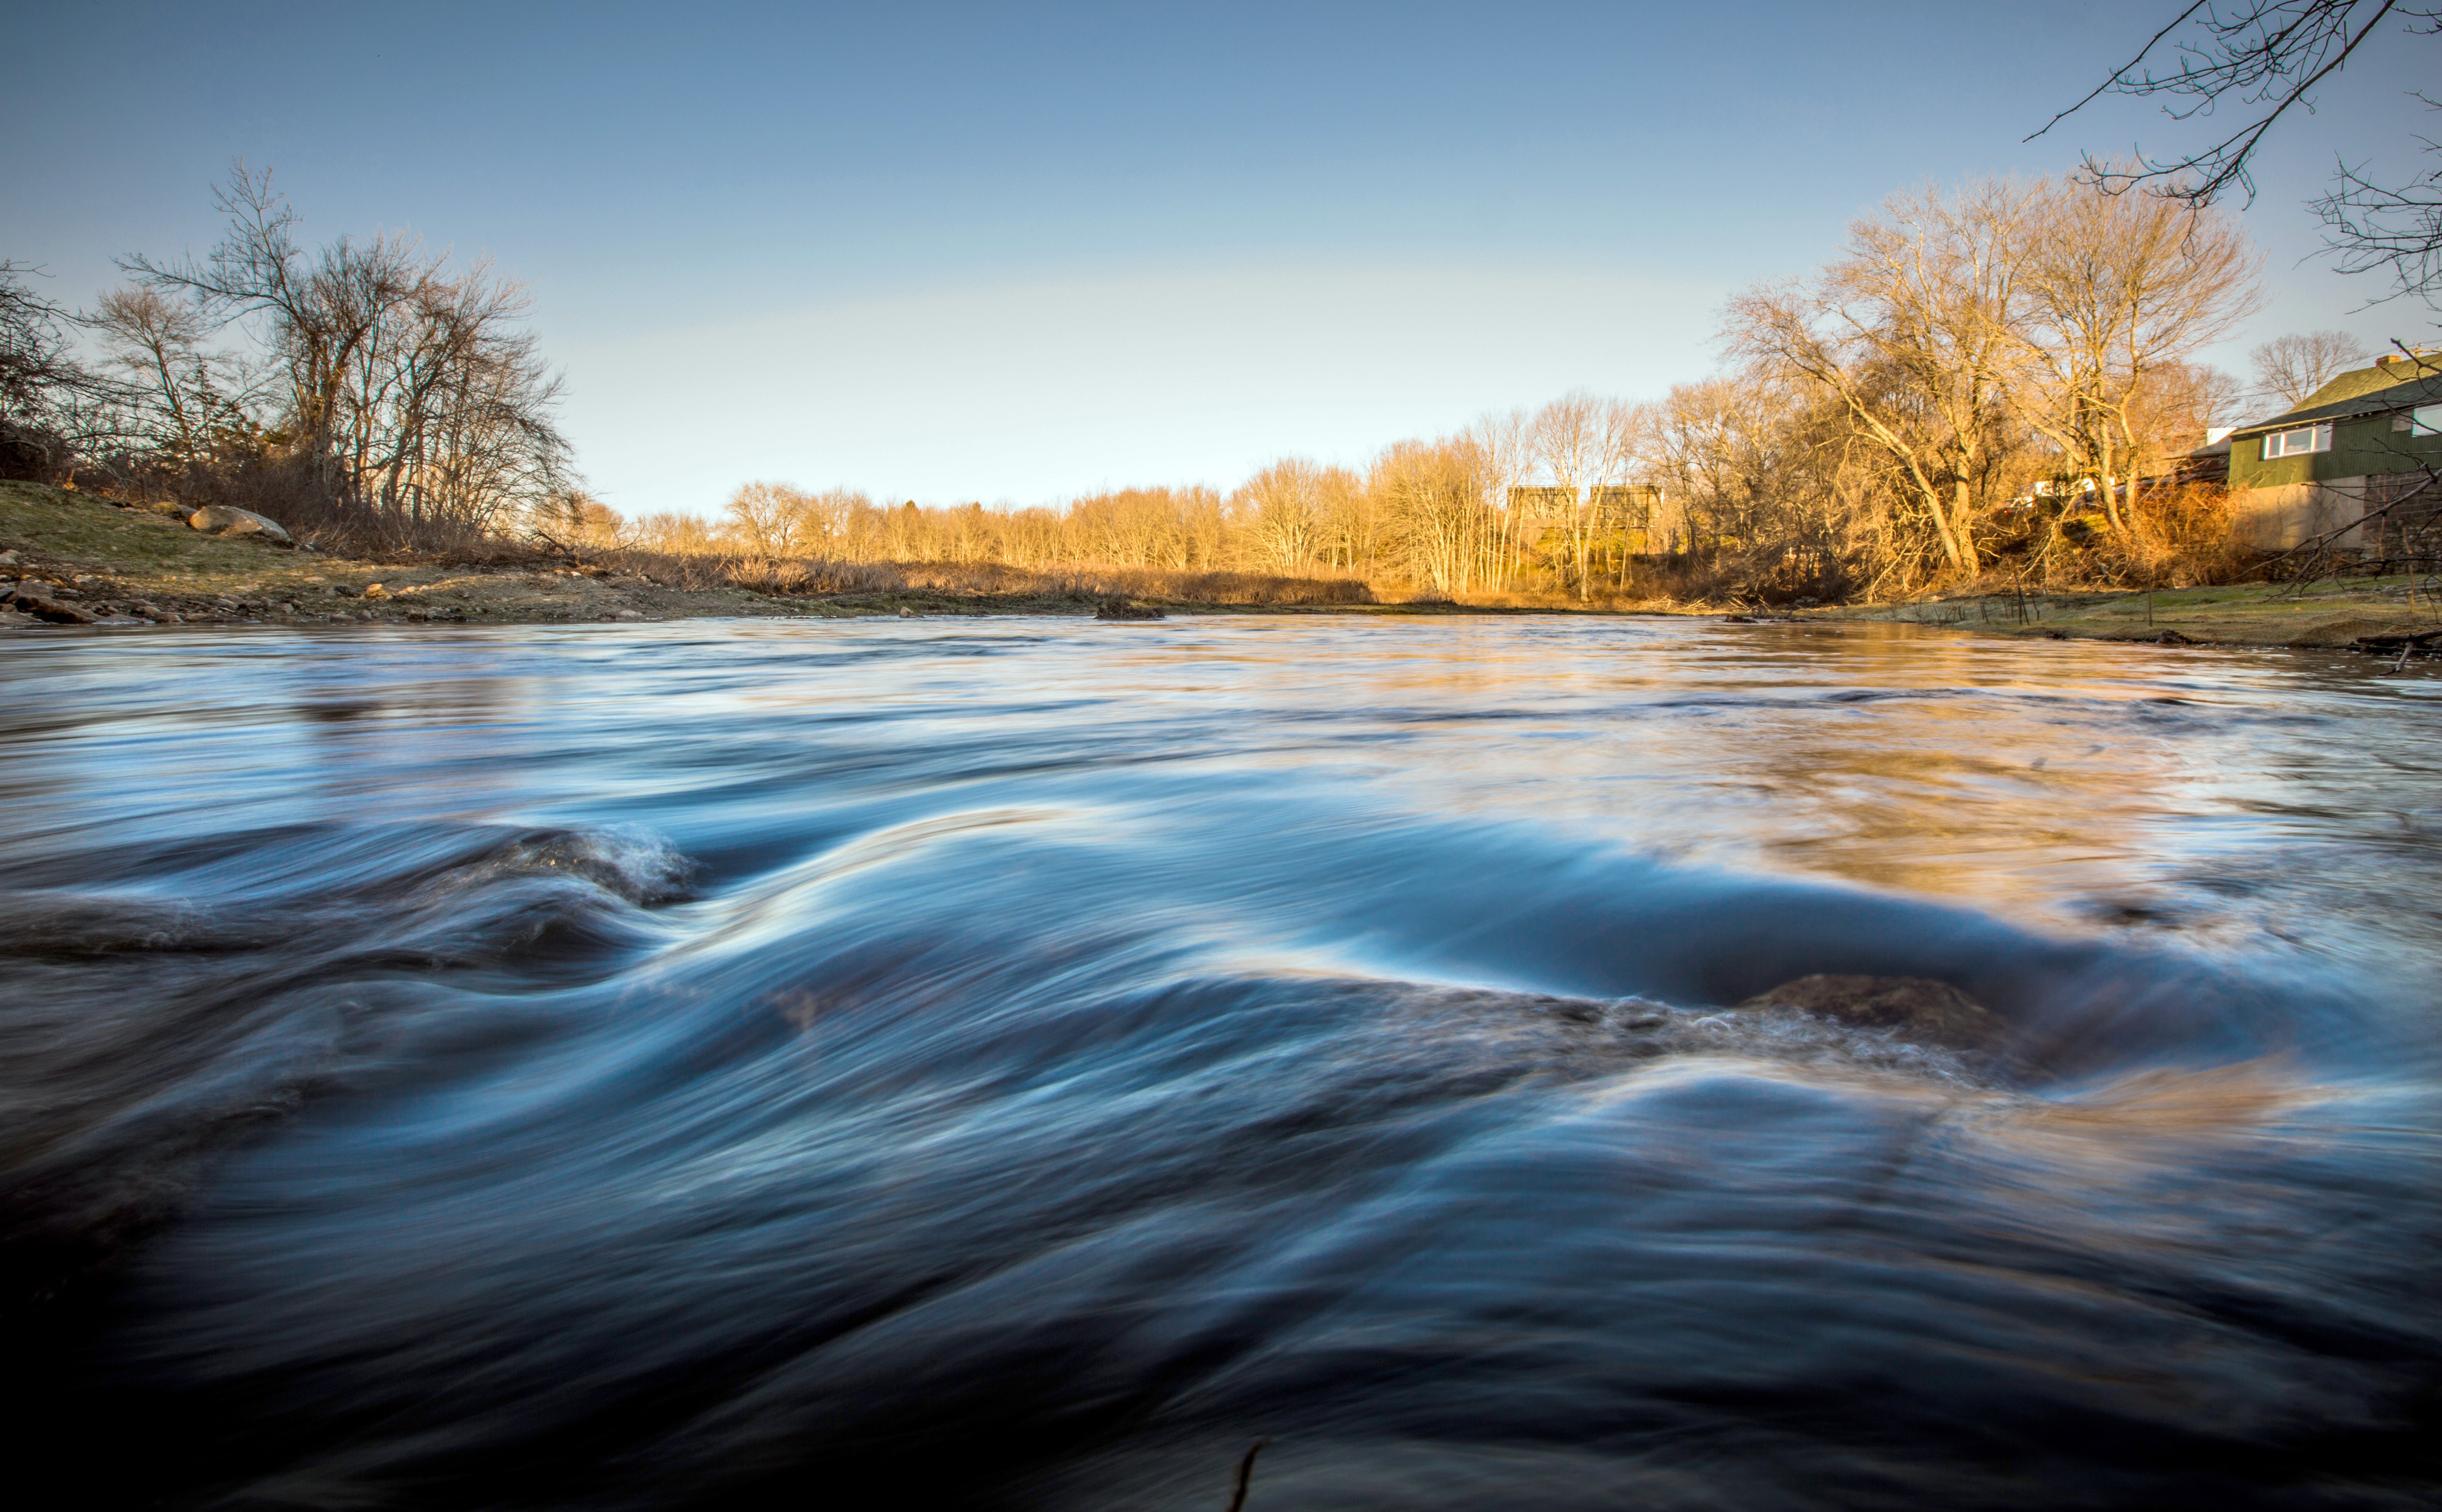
2225, 353, 2442, 553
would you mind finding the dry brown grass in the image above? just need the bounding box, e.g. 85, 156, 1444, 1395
2098, 484, 2247, 589
586, 548, 1378, 607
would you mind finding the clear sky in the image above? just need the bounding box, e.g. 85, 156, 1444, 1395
6, 2, 2433, 514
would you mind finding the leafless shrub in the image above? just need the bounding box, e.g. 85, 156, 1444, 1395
110, 163, 573, 556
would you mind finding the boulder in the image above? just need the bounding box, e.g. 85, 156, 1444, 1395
11, 588, 99, 625
187, 505, 292, 545
1734, 973, 2007, 1054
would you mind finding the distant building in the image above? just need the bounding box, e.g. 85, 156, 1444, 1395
1587, 486, 1659, 529
2223, 352, 2442, 553
1508, 485, 1578, 518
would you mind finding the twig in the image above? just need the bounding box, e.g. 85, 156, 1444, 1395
1225, 1437, 1270, 1512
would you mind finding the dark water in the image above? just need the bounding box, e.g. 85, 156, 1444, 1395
3, 616, 2439, 1509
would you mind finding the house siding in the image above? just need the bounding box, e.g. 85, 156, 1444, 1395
2227, 415, 2442, 491
2229, 477, 2374, 549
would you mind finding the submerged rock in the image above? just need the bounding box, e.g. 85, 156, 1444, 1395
187, 505, 292, 545
1734, 974, 2007, 1054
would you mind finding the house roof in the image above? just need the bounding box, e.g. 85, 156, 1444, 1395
2229, 356, 2442, 438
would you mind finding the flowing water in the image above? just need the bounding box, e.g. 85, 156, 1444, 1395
3, 616, 2439, 1509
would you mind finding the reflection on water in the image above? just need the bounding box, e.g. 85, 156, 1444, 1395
1, 617, 2436, 1509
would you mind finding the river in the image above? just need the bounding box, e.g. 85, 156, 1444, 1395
3, 615, 2438, 1509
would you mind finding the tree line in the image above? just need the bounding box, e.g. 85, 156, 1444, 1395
604, 172, 2295, 602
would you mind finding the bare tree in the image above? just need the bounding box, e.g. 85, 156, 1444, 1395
2320, 138, 2442, 304
2132, 358, 2248, 442
2, 262, 87, 421
1373, 436, 1493, 594
1, 260, 118, 470
1314, 464, 1375, 573
529, 489, 625, 554
1729, 179, 2034, 572
725, 481, 813, 557
2250, 329, 2372, 405
630, 509, 723, 555
795, 487, 866, 554
1529, 392, 1619, 598
1465, 408, 1532, 592
2034, 0, 2442, 305
84, 285, 242, 459
2007, 177, 2262, 531
123, 163, 571, 542
1236, 458, 1323, 572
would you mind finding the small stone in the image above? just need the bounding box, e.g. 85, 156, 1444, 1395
362, 582, 388, 599
614, 609, 644, 621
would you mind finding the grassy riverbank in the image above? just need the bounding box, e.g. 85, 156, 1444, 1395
1812, 579, 2438, 648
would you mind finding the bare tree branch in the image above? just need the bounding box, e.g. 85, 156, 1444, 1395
2036, 1, 2442, 305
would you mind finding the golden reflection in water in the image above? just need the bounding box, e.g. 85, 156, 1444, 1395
3, 616, 2436, 971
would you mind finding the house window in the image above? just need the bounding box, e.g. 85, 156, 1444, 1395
2262, 423, 2333, 458
2413, 405, 2442, 437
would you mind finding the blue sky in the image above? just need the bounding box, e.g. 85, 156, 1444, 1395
7, 2, 2433, 513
